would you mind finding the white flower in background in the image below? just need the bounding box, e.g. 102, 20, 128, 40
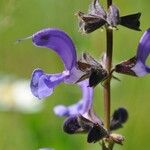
0, 77, 43, 113
39, 148, 54, 150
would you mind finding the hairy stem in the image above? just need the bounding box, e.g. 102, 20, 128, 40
102, 0, 113, 149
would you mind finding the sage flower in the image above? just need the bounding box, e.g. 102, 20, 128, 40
58, 80, 109, 143
30, 28, 82, 99
54, 79, 93, 117
115, 28, 150, 77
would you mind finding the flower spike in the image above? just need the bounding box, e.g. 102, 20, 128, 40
115, 28, 150, 77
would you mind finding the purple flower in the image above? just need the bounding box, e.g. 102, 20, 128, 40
30, 28, 83, 99
53, 79, 93, 117
54, 79, 108, 143
115, 28, 150, 76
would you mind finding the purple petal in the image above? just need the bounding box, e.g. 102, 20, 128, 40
30, 69, 69, 99
131, 61, 148, 76
79, 80, 93, 114
53, 105, 69, 117
64, 67, 85, 83
53, 80, 94, 117
136, 28, 150, 63
53, 101, 83, 117
32, 28, 77, 70
132, 28, 150, 76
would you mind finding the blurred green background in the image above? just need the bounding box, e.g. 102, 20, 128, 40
0, 0, 150, 150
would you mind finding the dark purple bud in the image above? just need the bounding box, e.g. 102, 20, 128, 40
120, 13, 141, 31
78, 12, 106, 33
78, 110, 104, 132
76, 110, 107, 143
63, 115, 83, 134
63, 106, 106, 142
77, 53, 108, 87
107, 5, 141, 31
115, 57, 137, 76
63, 113, 102, 135
77, 115, 94, 131
110, 107, 128, 131
87, 124, 108, 143
115, 108, 128, 123
77, 0, 107, 33
89, 68, 108, 87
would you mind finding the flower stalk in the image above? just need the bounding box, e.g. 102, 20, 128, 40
102, 0, 113, 149
103, 29, 113, 130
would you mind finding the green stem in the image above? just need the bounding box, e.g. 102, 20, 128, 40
103, 26, 113, 130
102, 0, 113, 149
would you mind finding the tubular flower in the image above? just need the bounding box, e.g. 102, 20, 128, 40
54, 79, 94, 117
56, 80, 109, 143
60, 85, 126, 144
30, 28, 82, 99
115, 28, 150, 77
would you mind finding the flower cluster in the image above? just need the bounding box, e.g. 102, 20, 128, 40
28, 0, 150, 146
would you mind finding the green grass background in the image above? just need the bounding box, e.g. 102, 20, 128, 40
0, 0, 150, 149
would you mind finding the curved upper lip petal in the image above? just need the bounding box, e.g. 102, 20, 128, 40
136, 28, 150, 64
32, 28, 77, 70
